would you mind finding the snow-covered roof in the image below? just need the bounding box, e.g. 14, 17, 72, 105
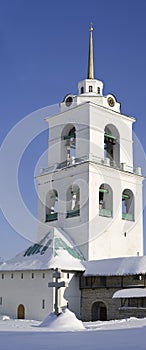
0, 228, 84, 272
1, 234, 146, 276
113, 288, 146, 298
83, 256, 146, 276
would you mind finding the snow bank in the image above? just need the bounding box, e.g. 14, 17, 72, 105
39, 309, 85, 331
0, 315, 10, 321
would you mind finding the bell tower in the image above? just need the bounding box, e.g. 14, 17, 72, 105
36, 26, 144, 260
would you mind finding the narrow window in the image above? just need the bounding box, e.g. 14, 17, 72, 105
121, 298, 127, 307
11, 273, 13, 279
97, 87, 100, 94
89, 85, 93, 92
67, 273, 70, 279
81, 86, 84, 94
2, 274, 4, 279
21, 273, 23, 279
66, 185, 80, 218
61, 125, 76, 166
46, 190, 58, 222
104, 124, 120, 167
99, 184, 113, 218
42, 273, 45, 279
122, 189, 134, 221
64, 127, 76, 166
0, 297, 2, 305
32, 273, 34, 279
42, 299, 45, 309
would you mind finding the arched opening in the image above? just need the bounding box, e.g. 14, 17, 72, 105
122, 189, 134, 221
61, 125, 76, 166
46, 190, 58, 222
104, 124, 120, 166
92, 301, 107, 321
99, 184, 113, 218
81, 86, 84, 94
89, 85, 93, 92
17, 304, 25, 319
66, 184, 80, 218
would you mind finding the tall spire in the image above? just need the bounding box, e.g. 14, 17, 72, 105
87, 24, 94, 79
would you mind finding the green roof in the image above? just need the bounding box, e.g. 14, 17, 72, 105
23, 230, 84, 261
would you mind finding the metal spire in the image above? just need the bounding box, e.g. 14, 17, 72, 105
87, 23, 94, 79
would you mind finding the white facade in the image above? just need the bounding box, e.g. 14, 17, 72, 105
37, 82, 144, 260
0, 270, 53, 320
0, 269, 81, 320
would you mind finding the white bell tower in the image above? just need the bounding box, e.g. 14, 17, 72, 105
36, 25, 144, 261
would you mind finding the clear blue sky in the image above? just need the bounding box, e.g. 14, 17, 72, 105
0, 0, 146, 260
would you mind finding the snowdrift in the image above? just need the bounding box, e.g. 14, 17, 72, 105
39, 309, 85, 331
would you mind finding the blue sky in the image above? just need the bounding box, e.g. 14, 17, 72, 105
0, 0, 146, 259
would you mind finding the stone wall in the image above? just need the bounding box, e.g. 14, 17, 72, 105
81, 287, 120, 321
80, 275, 146, 321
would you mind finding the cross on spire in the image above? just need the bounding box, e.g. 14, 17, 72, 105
87, 23, 94, 79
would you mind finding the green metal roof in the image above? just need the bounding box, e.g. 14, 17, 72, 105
23, 230, 84, 261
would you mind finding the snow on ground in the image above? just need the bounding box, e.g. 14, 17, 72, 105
0, 313, 146, 350
39, 309, 85, 331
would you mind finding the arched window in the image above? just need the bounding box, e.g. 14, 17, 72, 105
122, 189, 134, 221
89, 85, 93, 92
99, 184, 113, 218
61, 125, 76, 166
66, 185, 80, 218
81, 86, 84, 94
104, 124, 120, 167
46, 190, 58, 222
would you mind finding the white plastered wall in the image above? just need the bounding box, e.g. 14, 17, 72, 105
0, 270, 81, 321
88, 163, 144, 260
